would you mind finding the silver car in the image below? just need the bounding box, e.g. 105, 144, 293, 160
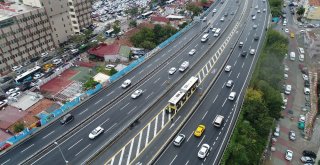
131, 89, 143, 99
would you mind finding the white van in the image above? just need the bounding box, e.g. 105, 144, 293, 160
285, 85, 292, 95
298, 47, 305, 54
299, 54, 304, 61
228, 92, 237, 100
213, 115, 224, 127
213, 28, 221, 37
289, 52, 295, 61
201, 33, 209, 42
179, 61, 189, 72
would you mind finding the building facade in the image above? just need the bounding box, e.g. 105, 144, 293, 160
68, 0, 92, 34
0, 1, 54, 75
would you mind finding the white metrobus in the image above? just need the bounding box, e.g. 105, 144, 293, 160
166, 76, 199, 113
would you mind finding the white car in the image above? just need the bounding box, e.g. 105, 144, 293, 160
89, 126, 104, 139
250, 49, 255, 55
212, 28, 217, 33
53, 59, 62, 65
33, 73, 44, 80
225, 65, 232, 72
304, 87, 310, 95
228, 92, 236, 101
257, 10, 261, 13
253, 24, 257, 29
285, 150, 293, 161
41, 52, 48, 57
226, 80, 234, 87
198, 143, 210, 159
173, 134, 185, 146
30, 79, 42, 87
302, 74, 309, 81
168, 67, 177, 75
106, 64, 115, 69
0, 99, 8, 108
263, 9, 266, 12
131, 89, 143, 99
284, 65, 289, 72
252, 15, 256, 20
299, 115, 306, 122
188, 49, 196, 55
121, 79, 131, 88
285, 28, 289, 33
289, 130, 296, 140
212, 8, 217, 13
284, 73, 288, 79
274, 125, 280, 137
6, 87, 20, 95
12, 65, 23, 71
8, 92, 21, 100
255, 5, 258, 9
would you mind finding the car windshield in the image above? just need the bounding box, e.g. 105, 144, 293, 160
199, 151, 204, 155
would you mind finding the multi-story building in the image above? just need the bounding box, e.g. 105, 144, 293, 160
0, 1, 54, 75
68, 0, 92, 34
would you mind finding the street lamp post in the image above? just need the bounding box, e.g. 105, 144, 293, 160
54, 142, 68, 164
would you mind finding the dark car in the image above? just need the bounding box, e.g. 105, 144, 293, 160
254, 35, 259, 41
241, 51, 247, 57
303, 150, 317, 159
60, 114, 74, 125
304, 80, 310, 87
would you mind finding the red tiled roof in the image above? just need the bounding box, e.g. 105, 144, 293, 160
309, 0, 320, 6
151, 16, 170, 23
0, 106, 26, 130
88, 43, 120, 57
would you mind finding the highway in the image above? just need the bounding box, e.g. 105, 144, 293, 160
0, 1, 236, 165
90, 0, 247, 164
153, 0, 269, 164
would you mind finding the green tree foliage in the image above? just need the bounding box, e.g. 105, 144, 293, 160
113, 20, 121, 34
130, 25, 178, 49
178, 22, 189, 29
222, 29, 287, 165
126, 7, 139, 17
296, 6, 305, 16
129, 20, 138, 28
268, 0, 283, 17
83, 77, 98, 90
186, 3, 202, 17
201, 0, 208, 3
13, 122, 25, 133
109, 67, 118, 76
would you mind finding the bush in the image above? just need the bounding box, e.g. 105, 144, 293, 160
13, 122, 25, 133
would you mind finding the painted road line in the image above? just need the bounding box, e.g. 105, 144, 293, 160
1, 159, 10, 165
106, 91, 114, 96
201, 111, 208, 120
127, 106, 137, 115
145, 124, 150, 146
105, 123, 117, 133
222, 98, 227, 107
120, 103, 130, 111
237, 72, 240, 79
21, 144, 35, 153
154, 116, 158, 137
169, 155, 177, 165
242, 62, 245, 68
145, 92, 154, 100
161, 80, 167, 86
118, 148, 125, 165
75, 144, 91, 157
78, 108, 88, 115
42, 131, 55, 139
197, 135, 206, 148
154, 77, 161, 84
162, 110, 165, 128
213, 95, 218, 103
68, 139, 83, 150
187, 132, 193, 142
136, 132, 143, 155
100, 118, 110, 126
126, 139, 135, 165
94, 99, 103, 105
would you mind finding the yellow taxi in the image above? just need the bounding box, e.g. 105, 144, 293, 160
290, 32, 295, 38
194, 124, 206, 137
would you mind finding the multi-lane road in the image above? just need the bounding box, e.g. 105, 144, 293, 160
0, 0, 269, 164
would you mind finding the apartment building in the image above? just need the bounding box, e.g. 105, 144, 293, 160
68, 0, 92, 34
0, 1, 54, 75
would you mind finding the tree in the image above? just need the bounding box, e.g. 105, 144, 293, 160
296, 6, 305, 16
129, 20, 138, 28
83, 77, 98, 90
13, 122, 25, 133
70, 34, 86, 45
178, 22, 188, 29
113, 20, 121, 34
109, 67, 118, 76
201, 0, 208, 3
96, 33, 105, 42
186, 3, 202, 17
126, 7, 139, 17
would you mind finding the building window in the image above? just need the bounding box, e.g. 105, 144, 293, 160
56, 34, 58, 37
70, 8, 74, 12
72, 21, 77, 24
71, 15, 76, 18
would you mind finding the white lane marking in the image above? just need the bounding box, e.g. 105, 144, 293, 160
127, 106, 137, 115
185, 160, 189, 165
155, 58, 159, 62
68, 139, 83, 150
162, 54, 165, 57
136, 132, 143, 155
145, 92, 154, 100
197, 135, 206, 148
1, 159, 10, 165
110, 157, 115, 165
169, 155, 178, 165
169, 116, 181, 130
130, 75, 136, 80
75, 143, 91, 157
139, 70, 144, 74
146, 124, 150, 145
118, 148, 125, 165
173, 44, 177, 48
106, 91, 114, 97
78, 108, 89, 115
213, 142, 216, 146
187, 132, 193, 142
241, 62, 245, 68
201, 111, 208, 120
154, 115, 158, 137
222, 98, 227, 107
147, 64, 152, 68
162, 110, 165, 128
100, 118, 110, 126
228, 71, 232, 77
21, 144, 35, 153
154, 77, 161, 84
168, 49, 172, 53
222, 82, 226, 88
213, 95, 218, 103
161, 81, 167, 86
234, 60, 237, 66
126, 139, 135, 165
94, 99, 103, 105
195, 43, 199, 47
237, 72, 240, 79
120, 102, 130, 111
105, 123, 117, 133
205, 65, 209, 74
42, 131, 55, 139
178, 58, 183, 63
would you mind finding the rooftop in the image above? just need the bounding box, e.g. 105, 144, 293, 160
88, 43, 120, 57
0, 1, 39, 21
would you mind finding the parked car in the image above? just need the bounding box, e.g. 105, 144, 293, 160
6, 87, 20, 95
302, 150, 317, 158
301, 156, 315, 163
52, 59, 62, 65
274, 125, 280, 137
33, 73, 44, 80
8, 92, 21, 100
289, 130, 296, 140
285, 150, 293, 161
89, 126, 104, 139
0, 99, 8, 108
12, 65, 23, 71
